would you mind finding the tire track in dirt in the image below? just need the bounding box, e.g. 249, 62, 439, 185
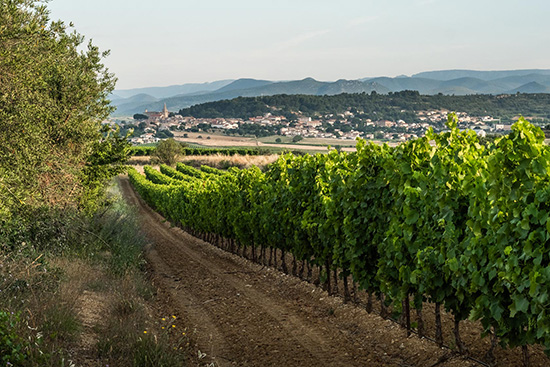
120, 176, 475, 367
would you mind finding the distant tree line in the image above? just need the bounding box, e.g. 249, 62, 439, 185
129, 145, 265, 157
177, 91, 550, 123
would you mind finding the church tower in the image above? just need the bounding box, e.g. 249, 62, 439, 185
162, 103, 169, 119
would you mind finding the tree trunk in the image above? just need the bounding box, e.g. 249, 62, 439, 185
299, 260, 305, 279
313, 265, 320, 286
343, 275, 351, 303
405, 297, 411, 337
332, 268, 339, 295
268, 247, 273, 266
292, 256, 297, 276
324, 260, 331, 294
352, 281, 359, 304
380, 294, 387, 318
416, 307, 424, 337
435, 302, 443, 347
522, 345, 530, 367
484, 328, 497, 366
307, 261, 312, 282
281, 250, 288, 274
366, 292, 373, 313
454, 317, 466, 353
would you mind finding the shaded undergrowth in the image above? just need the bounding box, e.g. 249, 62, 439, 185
0, 179, 190, 366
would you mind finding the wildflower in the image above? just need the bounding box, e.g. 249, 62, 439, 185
172, 315, 176, 319
162, 327, 165, 330
182, 332, 186, 336
172, 325, 176, 328
143, 331, 147, 334
162, 318, 166, 321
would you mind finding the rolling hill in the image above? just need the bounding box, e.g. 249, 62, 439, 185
111, 69, 550, 116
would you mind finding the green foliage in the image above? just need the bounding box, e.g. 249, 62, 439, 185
151, 138, 182, 166
0, 180, 145, 275
0, 311, 28, 366
81, 125, 131, 212
133, 113, 148, 120
129, 116, 550, 353
129, 146, 156, 156
0, 0, 122, 217
129, 145, 262, 157
177, 91, 550, 122
179, 96, 270, 119
154, 129, 174, 139
292, 135, 304, 142
92, 182, 147, 275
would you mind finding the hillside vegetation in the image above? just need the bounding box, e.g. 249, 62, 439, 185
177, 91, 550, 123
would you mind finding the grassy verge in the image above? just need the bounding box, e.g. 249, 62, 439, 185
0, 179, 194, 367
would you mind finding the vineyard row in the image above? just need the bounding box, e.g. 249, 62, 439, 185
128, 115, 550, 361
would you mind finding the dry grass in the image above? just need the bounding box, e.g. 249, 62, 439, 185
0, 180, 195, 366
181, 153, 279, 170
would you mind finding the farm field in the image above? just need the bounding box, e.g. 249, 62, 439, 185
172, 131, 361, 151
120, 177, 466, 366
121, 175, 550, 367
125, 117, 550, 367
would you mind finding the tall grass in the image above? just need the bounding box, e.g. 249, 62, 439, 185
0, 178, 190, 366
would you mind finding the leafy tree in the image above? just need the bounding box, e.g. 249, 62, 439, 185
292, 135, 303, 143
155, 129, 174, 139
151, 138, 182, 166
0, 0, 124, 217
133, 113, 149, 120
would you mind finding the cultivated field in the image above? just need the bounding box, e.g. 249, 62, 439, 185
172, 131, 363, 151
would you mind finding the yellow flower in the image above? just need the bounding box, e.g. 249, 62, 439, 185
161, 327, 165, 329
143, 331, 147, 334
172, 325, 176, 328
182, 332, 186, 335
172, 315, 176, 319
162, 318, 166, 321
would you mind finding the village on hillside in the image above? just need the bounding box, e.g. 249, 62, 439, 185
112, 104, 512, 145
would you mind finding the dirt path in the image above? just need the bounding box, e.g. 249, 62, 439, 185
120, 176, 476, 367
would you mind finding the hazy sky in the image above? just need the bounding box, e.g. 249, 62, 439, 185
47, 0, 550, 90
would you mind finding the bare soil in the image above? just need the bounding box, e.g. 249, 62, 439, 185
120, 176, 549, 367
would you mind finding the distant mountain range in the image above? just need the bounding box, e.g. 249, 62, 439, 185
110, 69, 550, 116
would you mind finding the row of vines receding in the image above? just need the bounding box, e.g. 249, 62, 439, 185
128, 114, 550, 365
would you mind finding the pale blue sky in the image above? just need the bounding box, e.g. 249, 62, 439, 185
47, 0, 550, 90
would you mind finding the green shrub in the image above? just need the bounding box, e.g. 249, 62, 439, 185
0, 311, 28, 366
